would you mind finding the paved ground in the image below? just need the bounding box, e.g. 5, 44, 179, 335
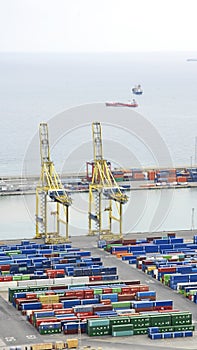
0, 230, 197, 349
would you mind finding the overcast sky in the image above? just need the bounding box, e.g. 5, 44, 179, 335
0, 0, 196, 52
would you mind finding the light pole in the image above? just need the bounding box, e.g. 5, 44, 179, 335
191, 207, 195, 230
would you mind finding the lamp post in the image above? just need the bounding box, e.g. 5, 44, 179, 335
191, 207, 195, 230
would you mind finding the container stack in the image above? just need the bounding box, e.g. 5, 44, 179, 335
104, 234, 197, 305
0, 240, 118, 283
9, 277, 195, 338
155, 169, 176, 183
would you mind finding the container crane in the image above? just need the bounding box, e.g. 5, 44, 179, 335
88, 121, 128, 240
35, 123, 72, 243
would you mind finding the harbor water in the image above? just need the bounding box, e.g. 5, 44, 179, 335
1, 187, 197, 240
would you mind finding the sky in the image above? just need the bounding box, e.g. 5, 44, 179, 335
0, 0, 196, 52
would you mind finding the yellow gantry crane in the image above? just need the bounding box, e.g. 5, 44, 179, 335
88, 121, 128, 240
35, 123, 72, 244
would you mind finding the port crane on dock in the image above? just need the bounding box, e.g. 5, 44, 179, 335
35, 123, 72, 243
88, 121, 128, 240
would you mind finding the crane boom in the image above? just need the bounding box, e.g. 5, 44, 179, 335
92, 121, 103, 160
40, 122, 50, 164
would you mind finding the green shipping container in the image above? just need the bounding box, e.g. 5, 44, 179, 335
150, 314, 171, 327
159, 326, 174, 333
13, 275, 22, 281
112, 330, 133, 337
88, 318, 109, 327
112, 324, 133, 332
173, 325, 195, 331
171, 312, 192, 326
88, 326, 110, 337
1, 271, 10, 275
39, 328, 61, 335
112, 287, 122, 293
6, 250, 22, 256
109, 316, 130, 326
111, 301, 131, 309
133, 328, 147, 335
93, 289, 103, 295
21, 275, 31, 280
129, 315, 150, 329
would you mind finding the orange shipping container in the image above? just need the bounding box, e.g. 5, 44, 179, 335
133, 173, 145, 180
167, 177, 177, 183
148, 170, 156, 180
177, 176, 187, 182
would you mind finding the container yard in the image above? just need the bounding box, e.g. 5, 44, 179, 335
0, 231, 197, 350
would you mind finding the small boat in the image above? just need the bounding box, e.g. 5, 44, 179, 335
187, 58, 197, 62
132, 84, 143, 95
105, 100, 138, 108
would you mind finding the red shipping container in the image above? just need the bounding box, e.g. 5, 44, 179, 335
56, 269, 65, 275
154, 305, 173, 311
118, 294, 135, 301
55, 308, 73, 315
45, 291, 55, 295
84, 290, 94, 298
129, 285, 141, 293
125, 280, 140, 285
52, 303, 63, 309
81, 315, 100, 320
26, 293, 37, 299
89, 276, 102, 282
3, 276, 12, 281
65, 291, 76, 298
75, 290, 85, 299
101, 299, 111, 305
0, 264, 10, 271
93, 305, 113, 312
158, 267, 176, 273
102, 288, 112, 294
121, 287, 131, 294
135, 307, 154, 312
64, 329, 77, 335
35, 317, 58, 328
139, 285, 149, 292
42, 304, 53, 309
75, 311, 93, 318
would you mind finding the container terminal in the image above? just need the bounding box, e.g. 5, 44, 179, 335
0, 230, 197, 350
1, 165, 197, 196
0, 122, 197, 349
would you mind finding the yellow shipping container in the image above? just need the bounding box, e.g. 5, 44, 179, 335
66, 338, 78, 349
31, 342, 53, 350
54, 341, 65, 350
147, 266, 156, 271
39, 295, 59, 303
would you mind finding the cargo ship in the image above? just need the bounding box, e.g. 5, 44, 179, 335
105, 100, 138, 107
132, 84, 143, 95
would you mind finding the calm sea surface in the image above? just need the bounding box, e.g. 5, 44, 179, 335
1, 51, 197, 239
